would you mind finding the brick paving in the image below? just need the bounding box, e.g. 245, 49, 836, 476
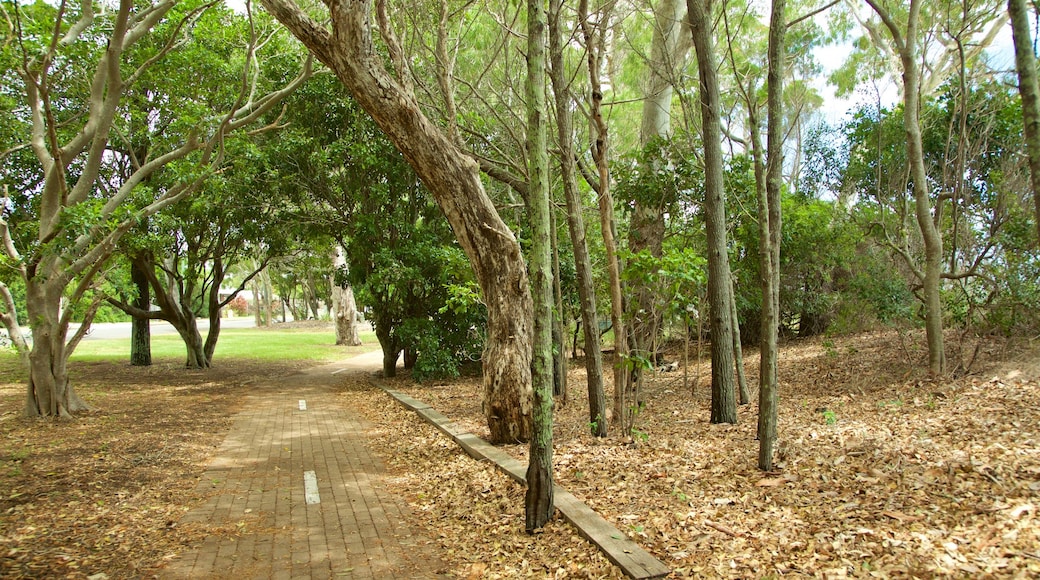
161, 355, 447, 579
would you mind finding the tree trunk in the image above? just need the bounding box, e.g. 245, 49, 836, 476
259, 0, 534, 443
24, 276, 91, 417
579, 0, 631, 432
332, 246, 363, 345
262, 269, 275, 326
130, 256, 152, 367
1009, 0, 1040, 246
550, 211, 567, 402
758, 0, 784, 472
629, 0, 687, 389
865, 0, 945, 375
0, 283, 30, 367
177, 319, 210, 369
687, 0, 738, 424
375, 322, 400, 377
252, 279, 263, 326
549, 0, 607, 437
729, 276, 748, 405
524, 0, 554, 531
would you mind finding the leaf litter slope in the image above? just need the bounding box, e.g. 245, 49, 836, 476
0, 329, 1037, 579
387, 330, 1040, 578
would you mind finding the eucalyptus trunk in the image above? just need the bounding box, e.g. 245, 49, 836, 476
332, 246, 362, 346
579, 0, 632, 431
524, 0, 554, 531
865, 0, 945, 375
687, 0, 738, 424
549, 0, 607, 437
1009, 0, 1040, 245
757, 0, 784, 471
260, 0, 534, 443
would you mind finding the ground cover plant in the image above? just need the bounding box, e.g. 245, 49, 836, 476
1, 325, 1037, 578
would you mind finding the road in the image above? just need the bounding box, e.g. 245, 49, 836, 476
4, 317, 258, 344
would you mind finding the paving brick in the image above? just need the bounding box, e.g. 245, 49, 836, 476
158, 359, 447, 579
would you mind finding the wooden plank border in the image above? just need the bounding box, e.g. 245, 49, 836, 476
374, 380, 670, 580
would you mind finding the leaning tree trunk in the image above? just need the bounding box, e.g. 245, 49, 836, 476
260, 0, 534, 443
549, 0, 607, 437
579, 0, 631, 432
688, 0, 738, 424
0, 283, 30, 367
1009, 0, 1040, 246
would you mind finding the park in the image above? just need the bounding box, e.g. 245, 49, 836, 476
2, 0, 1040, 577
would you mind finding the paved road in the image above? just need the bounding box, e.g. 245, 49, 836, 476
2, 317, 258, 344
71, 317, 258, 340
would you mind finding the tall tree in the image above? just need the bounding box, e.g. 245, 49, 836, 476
1008, 0, 1040, 245
524, 0, 554, 531
757, 0, 784, 471
579, 0, 633, 431
259, 0, 535, 443
687, 0, 738, 423
549, 0, 607, 436
3, 0, 309, 417
628, 0, 689, 387
862, 0, 944, 374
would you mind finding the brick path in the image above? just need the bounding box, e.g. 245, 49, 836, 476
161, 355, 447, 579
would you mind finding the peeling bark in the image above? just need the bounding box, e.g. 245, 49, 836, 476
260, 0, 533, 443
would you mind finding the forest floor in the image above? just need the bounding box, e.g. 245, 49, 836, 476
0, 328, 1037, 578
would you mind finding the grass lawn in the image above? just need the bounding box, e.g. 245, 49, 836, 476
1, 323, 379, 369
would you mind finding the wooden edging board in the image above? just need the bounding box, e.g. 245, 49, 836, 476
373, 380, 671, 580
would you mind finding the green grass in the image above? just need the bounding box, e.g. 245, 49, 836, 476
1, 327, 379, 367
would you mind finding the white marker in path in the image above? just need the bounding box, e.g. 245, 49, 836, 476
298, 400, 307, 411
331, 368, 348, 375
304, 470, 320, 505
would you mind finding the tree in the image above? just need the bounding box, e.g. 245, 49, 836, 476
332, 244, 362, 346
851, 0, 1007, 375
548, 0, 607, 437
1008, 0, 1040, 245
524, 0, 554, 531
259, 0, 536, 442
579, 0, 633, 432
627, 0, 689, 391
757, 0, 784, 471
111, 155, 293, 368
687, 0, 738, 424
2, 0, 309, 417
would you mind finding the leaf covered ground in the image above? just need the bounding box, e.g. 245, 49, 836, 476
385, 331, 1040, 578
0, 329, 1038, 578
